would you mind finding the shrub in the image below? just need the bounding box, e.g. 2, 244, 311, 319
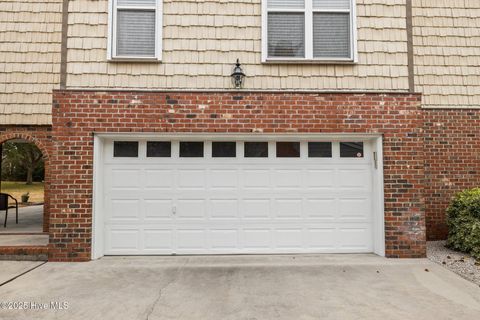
446, 187, 480, 260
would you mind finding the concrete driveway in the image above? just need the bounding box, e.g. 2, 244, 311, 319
0, 255, 479, 320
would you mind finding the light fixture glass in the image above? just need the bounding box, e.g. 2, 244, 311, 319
231, 59, 246, 88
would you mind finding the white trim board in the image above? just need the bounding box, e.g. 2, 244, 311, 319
94, 132, 382, 141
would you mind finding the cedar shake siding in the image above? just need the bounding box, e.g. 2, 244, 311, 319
0, 0, 62, 125
413, 0, 480, 109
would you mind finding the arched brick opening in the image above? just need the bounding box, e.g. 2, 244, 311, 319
0, 132, 51, 233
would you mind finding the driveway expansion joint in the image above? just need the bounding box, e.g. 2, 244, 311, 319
0, 261, 47, 287
145, 258, 190, 320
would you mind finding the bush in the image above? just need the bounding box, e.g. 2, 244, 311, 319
446, 188, 480, 260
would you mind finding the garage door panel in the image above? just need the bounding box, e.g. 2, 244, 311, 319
338, 168, 370, 189
106, 228, 140, 251
338, 228, 372, 250
144, 199, 174, 220
242, 199, 271, 219
210, 199, 238, 219
274, 199, 303, 218
242, 191, 304, 198
209, 229, 238, 249
305, 198, 336, 219
109, 199, 141, 220
306, 228, 336, 249
210, 169, 238, 188
107, 189, 144, 198
176, 199, 206, 219
145, 169, 174, 188
242, 169, 270, 188
177, 170, 206, 189
306, 169, 335, 188
274, 169, 302, 188
242, 229, 271, 249
177, 230, 206, 251
143, 229, 174, 251
338, 198, 371, 221
110, 169, 141, 188
274, 229, 303, 249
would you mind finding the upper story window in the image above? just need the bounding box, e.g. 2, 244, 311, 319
108, 0, 162, 60
262, 0, 356, 63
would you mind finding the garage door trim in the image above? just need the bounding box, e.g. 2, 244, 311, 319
92, 133, 385, 259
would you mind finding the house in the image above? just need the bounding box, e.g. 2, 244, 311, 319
0, 0, 478, 261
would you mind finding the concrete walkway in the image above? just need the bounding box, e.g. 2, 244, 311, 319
0, 205, 47, 246
0, 205, 43, 233
0, 255, 479, 319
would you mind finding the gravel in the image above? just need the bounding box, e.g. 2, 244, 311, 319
427, 241, 480, 287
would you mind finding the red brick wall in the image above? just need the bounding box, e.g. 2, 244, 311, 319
0, 246, 49, 261
0, 126, 53, 233
51, 90, 425, 261
424, 109, 480, 240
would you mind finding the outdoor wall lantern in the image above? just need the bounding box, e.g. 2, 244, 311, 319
231, 59, 246, 88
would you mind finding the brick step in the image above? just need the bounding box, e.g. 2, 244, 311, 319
0, 246, 49, 261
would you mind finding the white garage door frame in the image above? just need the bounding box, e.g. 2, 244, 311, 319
92, 133, 385, 259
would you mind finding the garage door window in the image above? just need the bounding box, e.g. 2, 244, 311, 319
180, 142, 204, 157
113, 141, 138, 157
340, 142, 364, 158
308, 142, 332, 158
276, 142, 300, 158
212, 142, 236, 158
147, 141, 171, 157
244, 142, 269, 158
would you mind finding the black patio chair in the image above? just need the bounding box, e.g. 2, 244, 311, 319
0, 193, 18, 228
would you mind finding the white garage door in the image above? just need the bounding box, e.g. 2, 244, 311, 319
100, 138, 375, 255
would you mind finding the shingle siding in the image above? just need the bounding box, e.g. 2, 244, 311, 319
413, 0, 480, 109
0, 0, 62, 125
66, 0, 410, 91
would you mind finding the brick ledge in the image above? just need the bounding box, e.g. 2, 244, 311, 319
0, 246, 49, 261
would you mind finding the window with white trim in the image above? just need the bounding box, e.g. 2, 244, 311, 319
109, 0, 162, 60
263, 0, 356, 62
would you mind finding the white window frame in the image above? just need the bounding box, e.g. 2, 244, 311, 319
261, 0, 357, 63
107, 0, 163, 61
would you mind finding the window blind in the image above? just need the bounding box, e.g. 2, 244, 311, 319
117, 0, 156, 6
116, 10, 156, 57
313, 0, 350, 10
313, 12, 350, 58
267, 0, 305, 9
268, 13, 305, 58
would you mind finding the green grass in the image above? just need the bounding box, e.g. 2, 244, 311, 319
0, 181, 44, 203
